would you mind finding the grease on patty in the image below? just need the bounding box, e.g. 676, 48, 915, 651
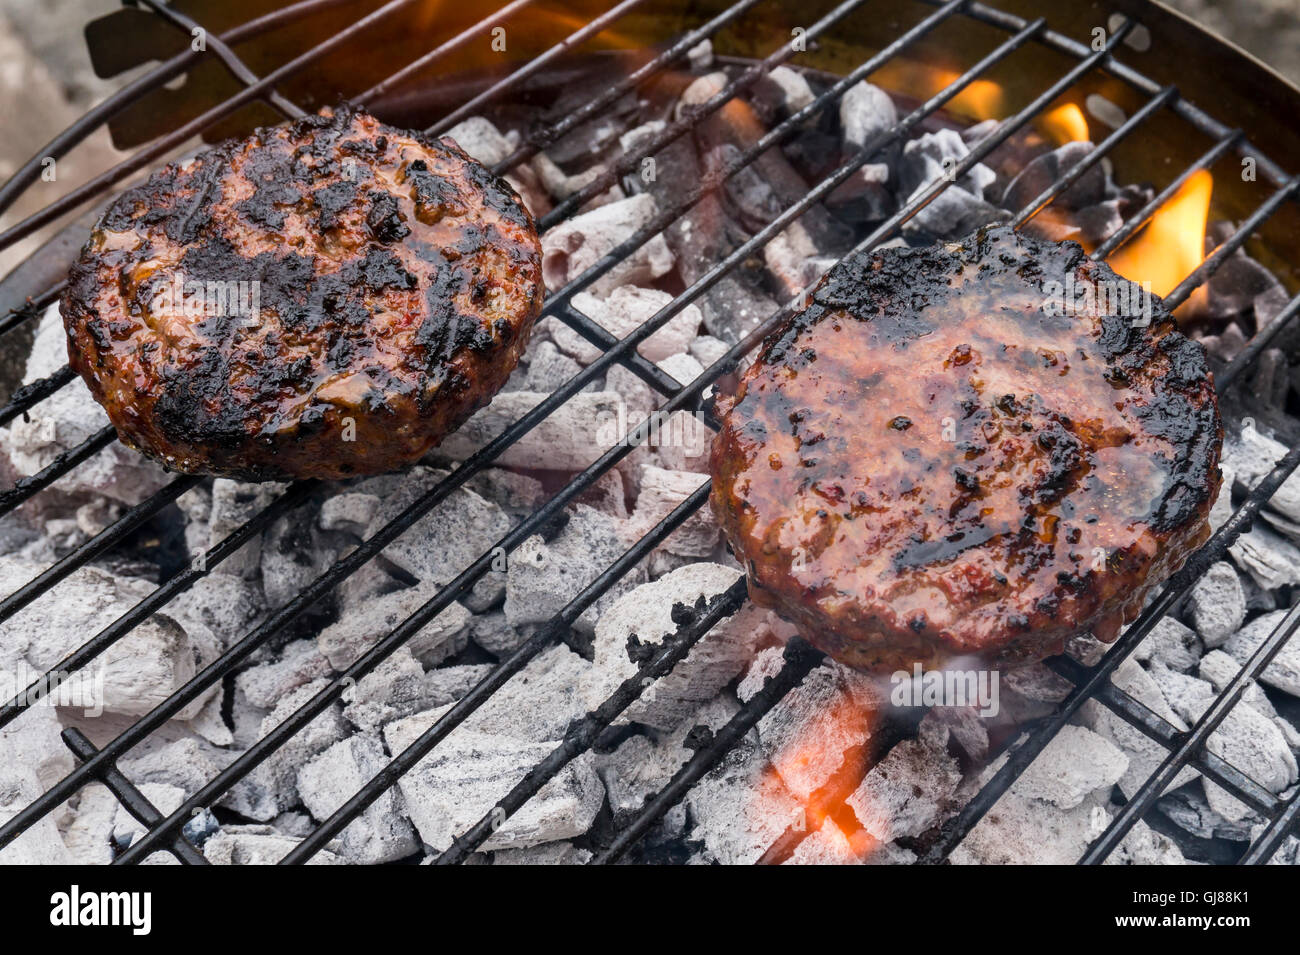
710, 227, 1222, 672
62, 105, 543, 480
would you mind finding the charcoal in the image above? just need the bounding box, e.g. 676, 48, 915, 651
898, 129, 995, 201
626, 465, 716, 559
504, 504, 645, 634
207, 479, 288, 579
838, 80, 897, 150
741, 645, 885, 802
2, 556, 219, 720
689, 334, 730, 368
541, 194, 674, 295
1000, 141, 1107, 212
236, 638, 333, 709
0, 765, 73, 863
580, 562, 770, 731
203, 825, 344, 865
751, 66, 815, 125
1229, 525, 1300, 590
522, 340, 583, 393
825, 162, 894, 223
318, 492, 379, 537
1016, 724, 1130, 810
316, 581, 470, 670
783, 819, 862, 865
1223, 610, 1300, 697
297, 733, 419, 863
0, 305, 169, 507
848, 719, 962, 842
1187, 561, 1247, 647
342, 652, 493, 732
1157, 784, 1256, 841
382, 717, 603, 852
493, 842, 593, 865
570, 285, 703, 362
1134, 616, 1203, 671
1079, 657, 1199, 797
111, 782, 185, 852
62, 783, 119, 864
443, 116, 512, 166
685, 701, 799, 865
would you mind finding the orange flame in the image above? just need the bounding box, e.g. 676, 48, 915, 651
1038, 103, 1089, 145
870, 61, 1005, 121
1107, 169, 1213, 314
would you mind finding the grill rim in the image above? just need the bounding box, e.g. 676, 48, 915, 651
0, 0, 1296, 867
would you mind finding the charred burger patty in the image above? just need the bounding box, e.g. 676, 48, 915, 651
710, 227, 1222, 671
62, 105, 543, 480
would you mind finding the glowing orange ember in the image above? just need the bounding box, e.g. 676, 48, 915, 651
1038, 103, 1089, 144
1107, 169, 1213, 315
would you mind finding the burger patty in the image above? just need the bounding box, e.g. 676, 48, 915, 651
62, 105, 543, 481
710, 227, 1222, 671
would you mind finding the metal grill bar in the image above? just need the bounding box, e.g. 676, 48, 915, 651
1240, 786, 1300, 864
0, 482, 315, 727
1081, 600, 1300, 863
1091, 130, 1243, 260
0, 426, 115, 517
0, 0, 355, 220
1046, 656, 1280, 816
0, 0, 984, 743
1007, 84, 1179, 230
0, 474, 200, 625
922, 443, 1300, 862
62, 728, 208, 866
0, 364, 75, 427
425, 0, 651, 135
137, 0, 306, 119
0, 0, 424, 253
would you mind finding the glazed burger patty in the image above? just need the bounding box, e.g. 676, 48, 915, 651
710, 227, 1222, 671
62, 105, 543, 480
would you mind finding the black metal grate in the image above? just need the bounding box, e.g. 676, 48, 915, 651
0, 0, 1297, 866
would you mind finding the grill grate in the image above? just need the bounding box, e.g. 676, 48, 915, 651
0, 0, 1297, 866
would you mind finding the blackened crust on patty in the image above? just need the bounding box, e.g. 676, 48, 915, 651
61, 104, 543, 480
710, 226, 1222, 672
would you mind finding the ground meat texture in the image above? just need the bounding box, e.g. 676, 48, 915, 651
710, 227, 1222, 672
61, 105, 543, 480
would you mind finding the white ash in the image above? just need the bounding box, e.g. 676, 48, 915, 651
0, 304, 169, 507
504, 503, 646, 634
1229, 525, 1300, 591
1133, 616, 1204, 671
0, 765, 73, 863
1222, 609, 1300, 698
203, 825, 343, 865
1199, 650, 1300, 751
839, 81, 898, 150
752, 66, 815, 123
1188, 561, 1247, 646
296, 733, 419, 863
467, 611, 538, 658
318, 492, 379, 537
625, 465, 716, 559
1224, 425, 1300, 526
381, 718, 603, 853
316, 580, 470, 670
740, 645, 885, 802
782, 818, 861, 865
1, 556, 219, 720
235, 679, 350, 821
848, 719, 963, 843
683, 695, 801, 865
579, 562, 770, 731
541, 193, 674, 296
1079, 657, 1199, 798
61, 783, 119, 865
461, 468, 546, 519
110, 782, 186, 853
1016, 724, 1129, 810
166, 572, 266, 648
577, 467, 628, 522
522, 340, 585, 393
236, 639, 332, 710
358, 467, 510, 592
571, 286, 703, 362
207, 479, 288, 579
434, 390, 650, 479
341, 650, 492, 733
